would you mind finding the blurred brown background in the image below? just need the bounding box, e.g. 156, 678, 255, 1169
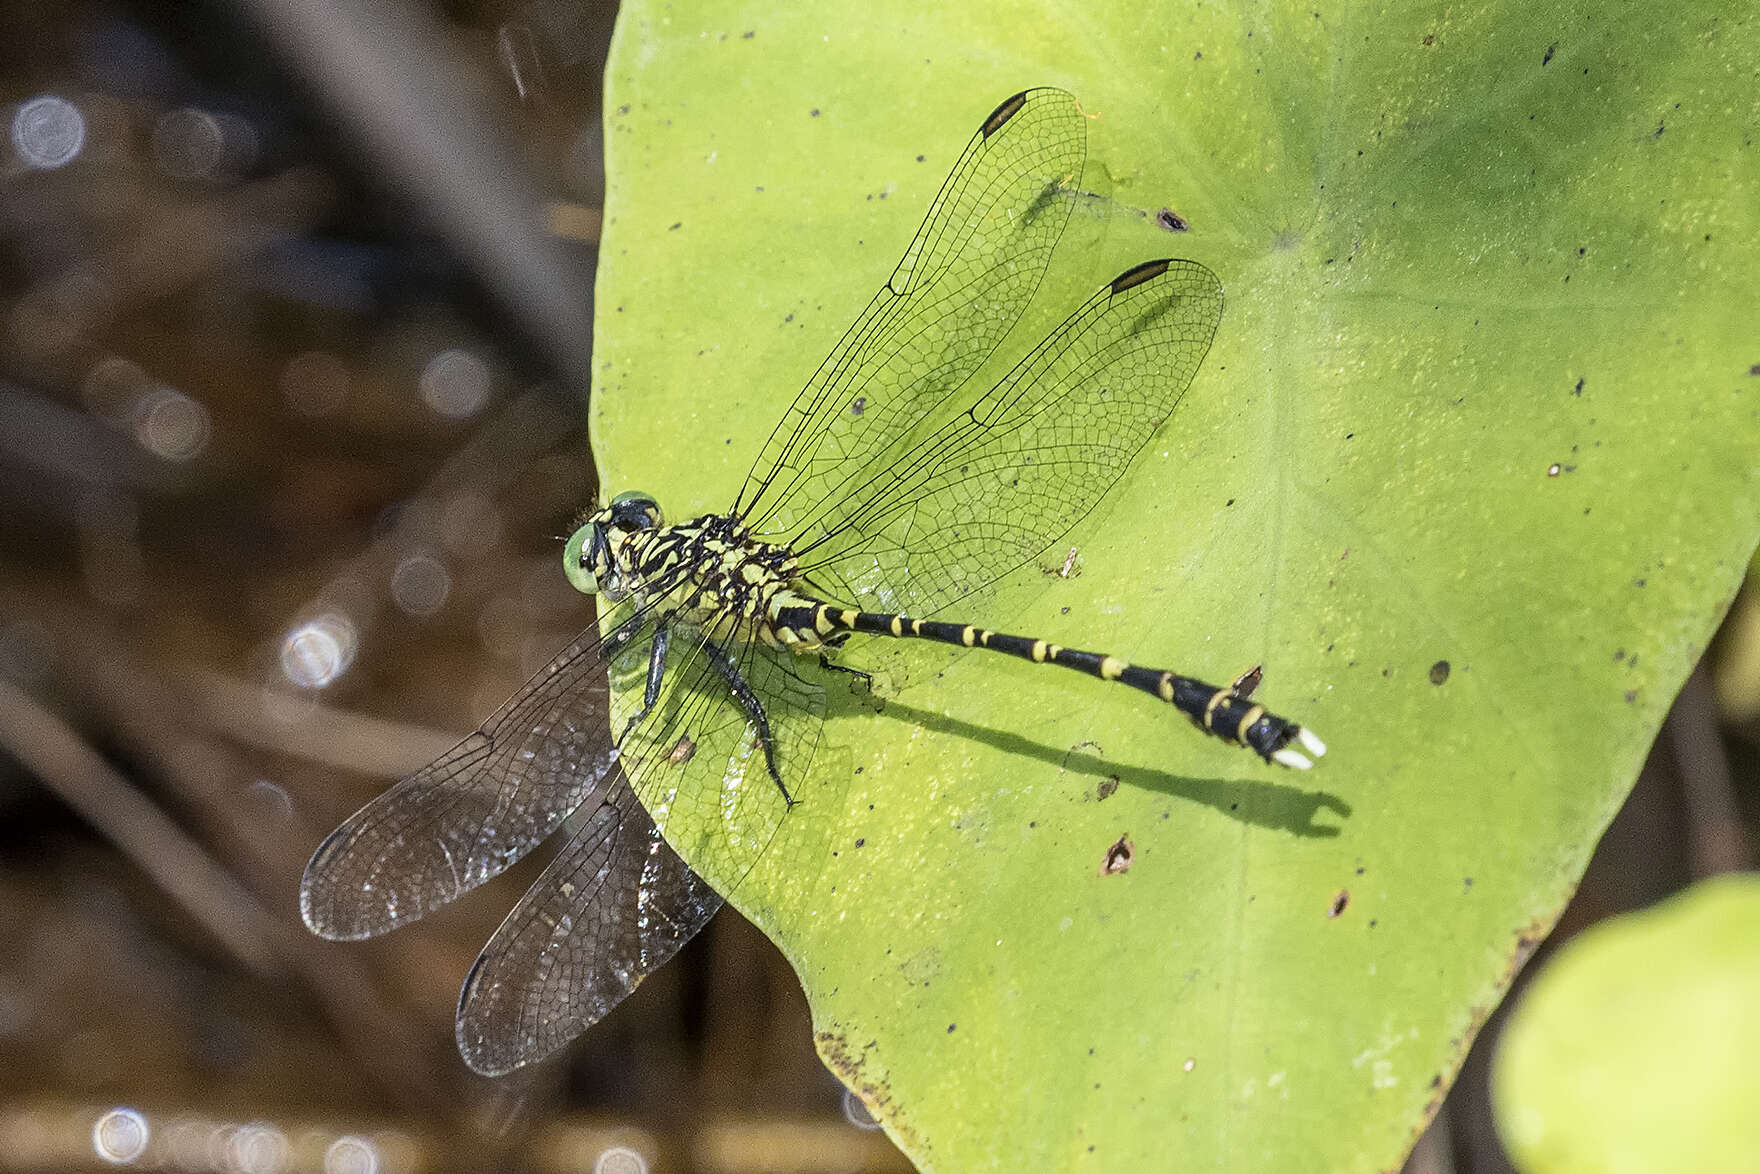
0, 2, 1753, 1172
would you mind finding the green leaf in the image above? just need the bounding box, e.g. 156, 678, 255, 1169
1493, 876, 1760, 1173
592, 3, 1760, 1170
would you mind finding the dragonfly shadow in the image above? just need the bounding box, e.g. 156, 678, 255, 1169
862, 696, 1350, 838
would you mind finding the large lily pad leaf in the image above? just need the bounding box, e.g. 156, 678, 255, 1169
1492, 875, 1760, 1174
590, 2, 1760, 1170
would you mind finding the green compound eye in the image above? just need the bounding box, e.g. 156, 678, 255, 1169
561, 523, 599, 595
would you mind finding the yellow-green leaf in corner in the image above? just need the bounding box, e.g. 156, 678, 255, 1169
1493, 875, 1760, 1173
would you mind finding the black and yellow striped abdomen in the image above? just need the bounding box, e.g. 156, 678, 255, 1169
769, 602, 1324, 769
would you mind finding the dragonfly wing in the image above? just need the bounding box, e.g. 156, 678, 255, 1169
796, 259, 1225, 616
736, 88, 1086, 540
454, 625, 825, 1073
455, 773, 721, 1075
299, 603, 657, 940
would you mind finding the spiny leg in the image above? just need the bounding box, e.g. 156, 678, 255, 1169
817, 634, 873, 693
617, 621, 671, 746
701, 639, 793, 807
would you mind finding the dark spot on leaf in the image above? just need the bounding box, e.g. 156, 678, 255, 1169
809, 108, 821, 118
1625, 689, 1638, 703
1328, 890, 1350, 918
849, 395, 866, 416
1101, 834, 1134, 875
854, 838, 865, 848
1542, 42, 1556, 65
1155, 207, 1190, 232
1429, 660, 1451, 685
742, 29, 754, 38
1096, 777, 1118, 801
947, 1023, 956, 1033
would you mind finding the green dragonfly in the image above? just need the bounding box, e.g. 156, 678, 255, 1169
300, 88, 1324, 1076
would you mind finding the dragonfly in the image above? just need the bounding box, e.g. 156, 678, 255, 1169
299, 87, 1325, 1076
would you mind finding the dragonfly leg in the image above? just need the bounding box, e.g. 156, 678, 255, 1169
616, 623, 671, 746
702, 640, 792, 807
817, 638, 873, 693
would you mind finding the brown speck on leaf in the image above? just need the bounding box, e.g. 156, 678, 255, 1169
1101, 834, 1134, 875
1542, 42, 1557, 65
1096, 777, 1119, 802
667, 734, 697, 765
1429, 660, 1451, 685
1329, 890, 1350, 918
1155, 207, 1190, 232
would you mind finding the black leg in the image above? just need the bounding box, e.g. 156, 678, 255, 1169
617, 623, 671, 745
817, 650, 873, 692
702, 640, 792, 807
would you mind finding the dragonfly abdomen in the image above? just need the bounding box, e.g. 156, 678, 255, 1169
772, 602, 1324, 769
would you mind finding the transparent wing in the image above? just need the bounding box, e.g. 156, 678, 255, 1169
792, 259, 1225, 615
455, 773, 722, 1076
734, 88, 1085, 539
453, 621, 825, 1073
298, 597, 659, 941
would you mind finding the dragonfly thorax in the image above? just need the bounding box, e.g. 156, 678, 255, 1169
571, 503, 812, 646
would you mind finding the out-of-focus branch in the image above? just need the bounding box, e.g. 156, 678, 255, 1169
0, 676, 280, 976
1668, 662, 1752, 877
181, 665, 456, 778
232, 0, 595, 394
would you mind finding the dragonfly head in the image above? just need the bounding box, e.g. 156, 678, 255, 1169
563, 490, 664, 599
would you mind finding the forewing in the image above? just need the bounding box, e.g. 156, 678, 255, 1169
455, 773, 721, 1076
299, 599, 657, 940
795, 259, 1225, 616
736, 88, 1086, 540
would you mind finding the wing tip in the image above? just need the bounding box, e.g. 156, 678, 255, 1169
980, 90, 1032, 138
1109, 258, 1171, 294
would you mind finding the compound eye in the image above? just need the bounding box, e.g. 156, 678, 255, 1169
561, 523, 599, 595
607, 489, 663, 531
